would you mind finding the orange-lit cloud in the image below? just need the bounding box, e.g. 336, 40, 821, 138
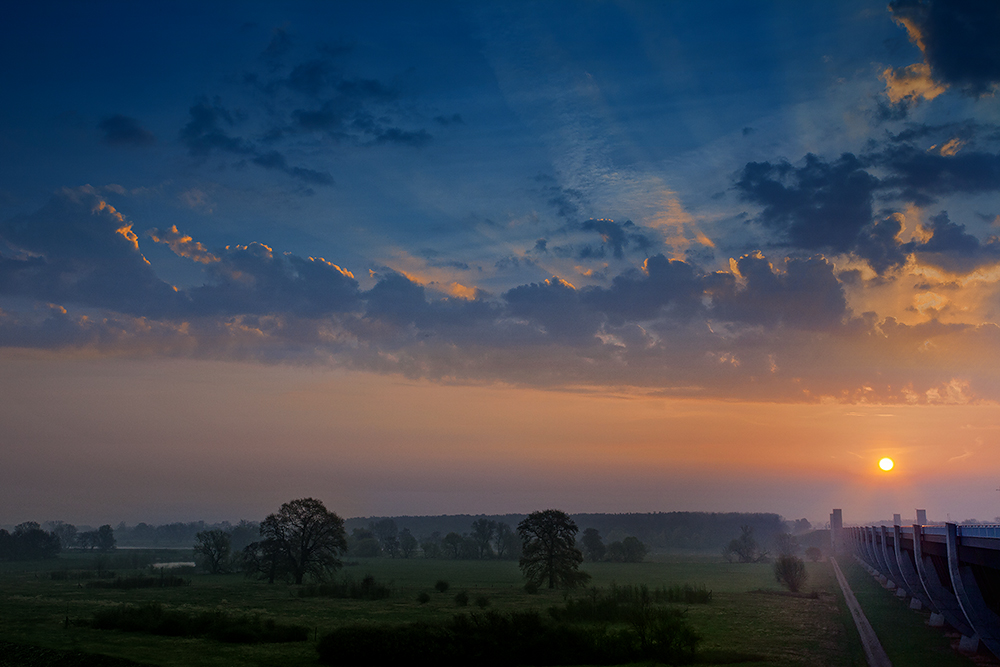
147, 225, 220, 264
880, 63, 947, 104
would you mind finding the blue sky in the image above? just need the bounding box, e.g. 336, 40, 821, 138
2, 1, 1000, 525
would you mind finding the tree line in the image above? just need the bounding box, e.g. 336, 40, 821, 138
0, 522, 117, 560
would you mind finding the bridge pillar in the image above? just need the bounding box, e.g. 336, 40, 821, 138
946, 522, 1000, 656
881, 525, 907, 597
893, 525, 931, 611
912, 524, 973, 637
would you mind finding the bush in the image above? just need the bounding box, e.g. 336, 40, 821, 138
774, 555, 808, 592
805, 546, 822, 562
417, 592, 431, 604
454, 590, 469, 607
435, 579, 450, 593
524, 581, 539, 594
475, 595, 490, 608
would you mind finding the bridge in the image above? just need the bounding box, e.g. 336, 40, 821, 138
838, 509, 1000, 658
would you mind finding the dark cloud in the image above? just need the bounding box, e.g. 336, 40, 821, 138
580, 219, 652, 259
253, 151, 334, 186
504, 277, 602, 344
584, 255, 703, 325
98, 115, 155, 147
710, 254, 848, 330
736, 153, 880, 254
878, 144, 1000, 203
853, 213, 913, 274
190, 243, 361, 317
889, 0, 1000, 97
913, 211, 1000, 272
0, 188, 180, 315
180, 101, 252, 157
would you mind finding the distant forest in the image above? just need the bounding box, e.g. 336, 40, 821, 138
5, 512, 815, 554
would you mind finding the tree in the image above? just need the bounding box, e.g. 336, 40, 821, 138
399, 528, 418, 558
774, 555, 808, 592
80, 524, 116, 552
621, 536, 647, 562
348, 527, 380, 557
194, 529, 232, 574
442, 532, 464, 559
805, 546, 822, 562
371, 518, 399, 558
722, 525, 766, 563
44, 521, 77, 549
517, 509, 589, 589
471, 519, 497, 559
248, 498, 347, 585
581, 527, 605, 562
493, 522, 518, 560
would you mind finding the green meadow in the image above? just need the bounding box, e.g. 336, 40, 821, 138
0, 551, 978, 666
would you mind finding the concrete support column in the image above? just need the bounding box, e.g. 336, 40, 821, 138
912, 524, 973, 636
946, 523, 1000, 656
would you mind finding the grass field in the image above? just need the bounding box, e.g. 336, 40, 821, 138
0, 550, 983, 666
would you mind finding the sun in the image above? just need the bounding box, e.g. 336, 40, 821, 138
878, 457, 894, 471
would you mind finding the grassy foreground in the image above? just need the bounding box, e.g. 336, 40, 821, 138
0, 550, 976, 666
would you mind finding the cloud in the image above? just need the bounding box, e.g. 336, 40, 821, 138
736, 153, 879, 254
580, 219, 652, 260
3, 196, 998, 404
0, 188, 180, 315
889, 0, 1000, 97
710, 253, 848, 330
98, 115, 155, 147
147, 226, 219, 264
913, 211, 1000, 273
878, 144, 1000, 204
180, 101, 252, 157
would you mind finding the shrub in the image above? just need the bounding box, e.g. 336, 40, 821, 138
454, 590, 469, 607
475, 595, 490, 608
774, 555, 808, 593
805, 546, 822, 562
524, 581, 539, 594
417, 592, 431, 604
434, 579, 450, 593
90, 603, 308, 643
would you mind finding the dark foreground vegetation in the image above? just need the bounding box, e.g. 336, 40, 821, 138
317, 608, 699, 666
89, 603, 309, 644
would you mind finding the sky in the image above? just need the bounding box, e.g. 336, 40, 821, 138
2, 0, 1000, 529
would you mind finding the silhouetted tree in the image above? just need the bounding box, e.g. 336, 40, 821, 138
371, 518, 399, 558
11, 523, 60, 560
493, 522, 518, 560
442, 532, 463, 559
247, 498, 347, 584
194, 529, 232, 574
81, 524, 116, 552
348, 527, 381, 557
722, 525, 766, 563
773, 532, 799, 557
241, 537, 283, 584
471, 519, 497, 559
44, 521, 77, 549
399, 528, 418, 558
581, 527, 605, 562
518, 509, 589, 589
621, 536, 647, 562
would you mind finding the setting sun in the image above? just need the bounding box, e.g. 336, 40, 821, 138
879, 457, 894, 471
